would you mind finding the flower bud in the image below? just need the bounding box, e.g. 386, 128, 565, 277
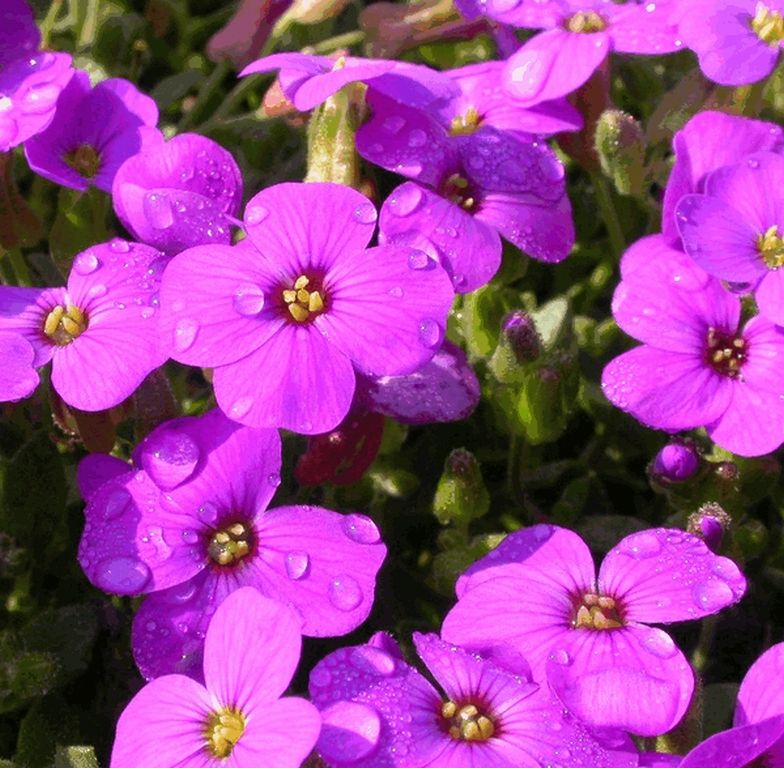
687, 502, 731, 552
489, 311, 542, 383
651, 442, 700, 483
433, 448, 490, 527
594, 109, 646, 196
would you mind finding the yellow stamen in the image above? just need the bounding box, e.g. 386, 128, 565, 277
204, 707, 245, 758
442, 700, 495, 742
573, 592, 623, 630
758, 224, 784, 268
43, 304, 87, 345
566, 10, 606, 33
449, 106, 482, 137
752, 2, 784, 45
208, 522, 252, 567
282, 274, 326, 323
64, 143, 101, 179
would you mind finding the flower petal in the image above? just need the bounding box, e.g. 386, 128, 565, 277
0, 285, 59, 367
0, 333, 39, 402
736, 642, 784, 726
679, 717, 784, 768
76, 453, 130, 500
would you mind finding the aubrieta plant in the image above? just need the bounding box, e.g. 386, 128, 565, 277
5, 0, 784, 767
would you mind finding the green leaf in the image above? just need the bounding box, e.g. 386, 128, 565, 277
49, 189, 109, 278
54, 746, 99, 768
15, 694, 80, 768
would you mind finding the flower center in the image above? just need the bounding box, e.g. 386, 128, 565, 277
751, 2, 784, 45
449, 106, 481, 137
204, 707, 246, 758
706, 327, 746, 378
440, 173, 476, 211
757, 224, 784, 268
441, 700, 495, 742
208, 522, 253, 566
566, 10, 607, 33
572, 592, 624, 630
282, 274, 325, 323
43, 304, 87, 345
64, 143, 101, 179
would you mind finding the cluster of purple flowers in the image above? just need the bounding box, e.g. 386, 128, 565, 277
5, 0, 784, 765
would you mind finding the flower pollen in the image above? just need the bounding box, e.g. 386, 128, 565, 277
706, 327, 746, 378
43, 304, 87, 345
566, 10, 607, 33
64, 143, 101, 179
282, 275, 325, 323
204, 707, 246, 758
751, 2, 784, 45
572, 592, 624, 630
441, 173, 476, 211
757, 224, 784, 268
208, 522, 253, 566
449, 106, 482, 137
441, 700, 495, 742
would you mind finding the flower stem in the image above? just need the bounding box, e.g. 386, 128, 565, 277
40, 0, 65, 48
591, 173, 626, 259
8, 249, 32, 287
178, 61, 231, 131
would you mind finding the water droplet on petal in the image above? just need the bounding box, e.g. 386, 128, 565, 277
353, 202, 378, 225
267, 472, 281, 487
88, 283, 107, 298
163, 580, 198, 604
182, 529, 199, 544
232, 283, 266, 316
22, 83, 61, 113
641, 628, 678, 659
143, 431, 200, 490
174, 318, 199, 352
246, 205, 269, 225
110, 239, 131, 253
387, 286, 404, 298
417, 319, 443, 349
408, 250, 431, 270
342, 514, 381, 544
328, 574, 363, 611
104, 488, 131, 520
73, 250, 100, 275
549, 649, 571, 666
408, 129, 427, 147
230, 397, 253, 418
618, 531, 662, 559
197, 501, 219, 525
143, 192, 174, 230
94, 556, 151, 594
310, 666, 332, 687
390, 185, 423, 217
349, 646, 396, 675
692, 579, 733, 612
285, 551, 310, 580
382, 115, 406, 134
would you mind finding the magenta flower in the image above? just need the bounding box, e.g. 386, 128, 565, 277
676, 151, 784, 326
0, 239, 167, 411
661, 110, 784, 244
358, 92, 573, 293
78, 409, 387, 679
0, 0, 73, 151
602, 235, 784, 457
679, 0, 784, 85
110, 586, 321, 768
651, 441, 700, 483
442, 524, 746, 736
160, 182, 455, 434
239, 51, 459, 110
25, 70, 162, 192
111, 132, 243, 255
500, 0, 681, 105
309, 631, 637, 768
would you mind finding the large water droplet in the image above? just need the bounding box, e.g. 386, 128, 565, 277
103, 488, 131, 520
174, 318, 199, 352
246, 205, 269, 225
387, 286, 404, 298
641, 628, 678, 659
143, 431, 200, 490
692, 579, 733, 612
143, 193, 174, 230
110, 239, 131, 253
618, 531, 662, 559
73, 250, 100, 275
342, 514, 381, 544
382, 115, 406, 134
549, 648, 571, 666
328, 574, 363, 611
232, 283, 266, 316
94, 556, 151, 594
197, 501, 219, 525
408, 129, 427, 147
349, 646, 396, 676
390, 185, 423, 217
417, 319, 443, 349
285, 551, 310, 580
163, 580, 197, 604
230, 397, 253, 419
22, 83, 61, 113
353, 202, 378, 225
408, 250, 431, 270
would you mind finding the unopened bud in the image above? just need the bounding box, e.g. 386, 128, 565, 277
594, 109, 646, 196
285, 0, 351, 25
651, 442, 700, 483
687, 502, 731, 552
489, 311, 542, 383
433, 448, 489, 526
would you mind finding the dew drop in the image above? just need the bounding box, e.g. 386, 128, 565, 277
390, 185, 423, 217
310, 666, 332, 687
94, 556, 151, 594
110, 239, 131, 253
103, 488, 131, 520
182, 529, 199, 544
549, 648, 571, 666
22, 83, 60, 113
328, 574, 363, 611
174, 318, 198, 352
230, 396, 254, 418
246, 205, 269, 225
408, 250, 431, 270
641, 628, 678, 659
408, 129, 427, 147
143, 192, 174, 230
163, 580, 197, 604
143, 431, 200, 490
285, 551, 310, 580
342, 514, 381, 544
387, 286, 404, 298
197, 501, 219, 525
267, 472, 281, 487
618, 531, 662, 559
73, 250, 100, 275
382, 115, 406, 134
350, 646, 396, 675
232, 283, 266, 316
353, 202, 378, 225
417, 318, 443, 349
692, 579, 733, 612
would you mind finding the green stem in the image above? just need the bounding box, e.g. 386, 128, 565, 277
592, 173, 626, 259
76, 0, 100, 49
691, 615, 717, 674
8, 249, 32, 287
177, 61, 230, 132
309, 30, 366, 54
40, 0, 65, 48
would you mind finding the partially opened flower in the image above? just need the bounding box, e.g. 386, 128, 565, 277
0, 0, 74, 151
110, 586, 321, 768
309, 631, 637, 767
112, 132, 243, 255
78, 409, 387, 679
442, 523, 746, 736
500, 0, 681, 105
679, 0, 784, 86
25, 70, 163, 192
661, 110, 784, 244
160, 182, 455, 434
239, 51, 458, 110
602, 235, 784, 457
359, 92, 573, 293
0, 239, 168, 411
676, 151, 784, 326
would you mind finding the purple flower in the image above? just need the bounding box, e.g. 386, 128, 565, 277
0, 239, 167, 411
602, 235, 784, 457
25, 70, 162, 192
676, 151, 784, 326
110, 586, 321, 768
651, 441, 700, 482
309, 631, 637, 768
78, 409, 387, 679
500, 0, 681, 104
679, 0, 784, 85
0, 333, 39, 402
111, 132, 243, 255
160, 182, 455, 434
239, 51, 459, 110
661, 110, 784, 244
358, 93, 573, 293
442, 524, 746, 736
0, 0, 73, 151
